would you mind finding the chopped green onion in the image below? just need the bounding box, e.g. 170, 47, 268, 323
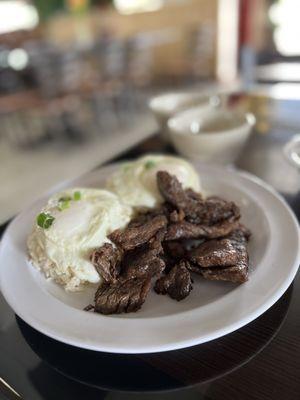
58, 200, 70, 211
144, 160, 156, 170
73, 191, 81, 201
58, 195, 72, 211
36, 213, 55, 229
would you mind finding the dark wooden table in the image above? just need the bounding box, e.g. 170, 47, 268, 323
0, 93, 300, 400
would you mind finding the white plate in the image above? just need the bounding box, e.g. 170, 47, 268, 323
0, 163, 299, 354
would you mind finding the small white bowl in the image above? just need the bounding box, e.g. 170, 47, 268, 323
168, 108, 256, 165
149, 92, 221, 139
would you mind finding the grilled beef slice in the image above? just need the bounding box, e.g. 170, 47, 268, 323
94, 276, 151, 314
157, 171, 192, 210
109, 214, 167, 251
157, 171, 240, 225
187, 238, 239, 268
123, 247, 165, 279
165, 219, 240, 241
200, 264, 248, 283
93, 227, 166, 314
154, 260, 192, 301
122, 228, 166, 279
90, 243, 122, 283
188, 228, 249, 283
188, 196, 240, 225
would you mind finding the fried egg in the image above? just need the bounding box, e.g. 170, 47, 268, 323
27, 188, 132, 291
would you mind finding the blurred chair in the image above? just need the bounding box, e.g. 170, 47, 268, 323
123, 33, 154, 114
0, 31, 153, 149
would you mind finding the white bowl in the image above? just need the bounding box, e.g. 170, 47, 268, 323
168, 108, 256, 165
148, 92, 221, 139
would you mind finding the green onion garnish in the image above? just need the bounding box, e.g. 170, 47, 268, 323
58, 195, 72, 211
58, 200, 70, 211
36, 213, 55, 229
73, 191, 81, 201
144, 160, 156, 170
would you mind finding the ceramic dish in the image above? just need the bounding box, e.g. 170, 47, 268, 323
0, 162, 299, 353
168, 108, 255, 164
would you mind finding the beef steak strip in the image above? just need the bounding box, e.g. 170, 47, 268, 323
187, 238, 239, 268
157, 171, 191, 210
90, 243, 122, 283
188, 197, 240, 225
92, 226, 167, 315
94, 276, 151, 314
188, 228, 249, 283
165, 219, 240, 241
157, 171, 240, 225
122, 227, 166, 279
154, 260, 192, 301
123, 247, 166, 279
109, 214, 167, 251
199, 264, 248, 283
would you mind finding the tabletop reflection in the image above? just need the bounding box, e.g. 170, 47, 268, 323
16, 284, 292, 396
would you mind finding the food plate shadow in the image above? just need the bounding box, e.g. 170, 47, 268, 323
16, 285, 292, 393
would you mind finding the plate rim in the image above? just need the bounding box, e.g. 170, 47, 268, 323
0, 162, 299, 354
